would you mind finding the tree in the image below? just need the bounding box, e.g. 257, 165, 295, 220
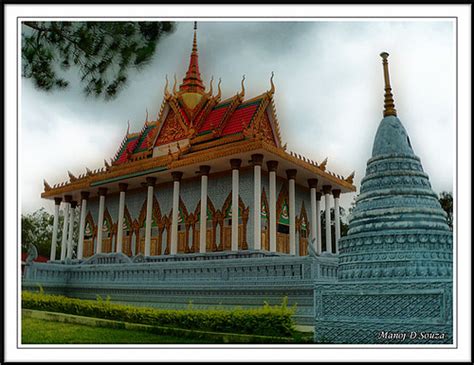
22, 21, 175, 99
21, 208, 79, 258
320, 206, 348, 252
438, 191, 453, 230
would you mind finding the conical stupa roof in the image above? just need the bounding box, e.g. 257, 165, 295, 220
337, 54, 452, 282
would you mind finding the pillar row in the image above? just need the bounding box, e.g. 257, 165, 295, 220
50, 197, 62, 261
77, 191, 89, 260
230, 159, 242, 252
322, 185, 332, 253
144, 177, 156, 256
116, 183, 128, 254
251, 154, 264, 251
308, 179, 319, 254
333, 189, 342, 254
199, 166, 211, 254
66, 200, 77, 259
287, 169, 297, 255
170, 171, 183, 255
96, 188, 108, 254
60, 195, 72, 260
267, 161, 278, 253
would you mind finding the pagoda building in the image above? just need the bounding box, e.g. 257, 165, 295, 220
314, 53, 453, 343
41, 23, 356, 262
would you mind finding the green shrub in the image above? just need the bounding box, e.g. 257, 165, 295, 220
21, 291, 296, 337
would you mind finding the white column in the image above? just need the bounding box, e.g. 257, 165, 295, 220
230, 159, 241, 252
252, 154, 263, 250
316, 193, 322, 255
287, 169, 297, 255
333, 189, 341, 254
199, 166, 210, 253
60, 197, 71, 260
116, 183, 128, 254
77, 192, 89, 260
144, 178, 156, 256
170, 172, 182, 255
50, 198, 61, 261
308, 179, 318, 254
267, 161, 278, 253
96, 188, 107, 254
323, 185, 332, 253
66, 201, 76, 259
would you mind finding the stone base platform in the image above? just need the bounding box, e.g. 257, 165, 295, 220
22, 251, 339, 326
314, 280, 453, 344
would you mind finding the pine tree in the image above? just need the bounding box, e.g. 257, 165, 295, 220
22, 21, 175, 99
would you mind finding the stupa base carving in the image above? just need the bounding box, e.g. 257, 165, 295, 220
314, 280, 452, 344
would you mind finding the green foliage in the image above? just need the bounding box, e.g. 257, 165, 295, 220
22, 21, 175, 99
438, 191, 453, 230
21, 208, 79, 258
22, 291, 296, 337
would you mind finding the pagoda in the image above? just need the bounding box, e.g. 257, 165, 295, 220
39, 23, 355, 261
314, 52, 453, 343
24, 23, 356, 326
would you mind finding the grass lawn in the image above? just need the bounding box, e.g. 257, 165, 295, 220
21, 316, 212, 344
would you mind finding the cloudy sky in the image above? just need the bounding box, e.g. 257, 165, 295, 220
21, 20, 455, 215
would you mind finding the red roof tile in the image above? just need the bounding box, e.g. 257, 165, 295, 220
198, 103, 230, 134
221, 101, 261, 136
115, 137, 139, 164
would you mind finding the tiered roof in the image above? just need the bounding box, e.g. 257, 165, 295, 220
42, 23, 356, 199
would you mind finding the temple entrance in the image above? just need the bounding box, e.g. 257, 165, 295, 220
261, 190, 269, 251
121, 206, 133, 257
276, 199, 290, 253
298, 204, 309, 256
100, 209, 113, 253
136, 195, 162, 256
193, 199, 216, 252
221, 193, 248, 251
82, 212, 95, 258
177, 208, 187, 253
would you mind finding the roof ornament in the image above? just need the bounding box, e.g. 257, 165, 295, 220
68, 170, 77, 182
126, 120, 130, 135
145, 108, 149, 123
380, 52, 397, 117
86, 167, 92, 176
164, 74, 170, 98
268, 71, 275, 95
173, 73, 177, 94
216, 78, 222, 99
43, 179, 51, 191
239, 75, 246, 98
207, 76, 214, 96
283, 143, 287, 151
345, 171, 355, 184
104, 159, 110, 169
319, 157, 328, 171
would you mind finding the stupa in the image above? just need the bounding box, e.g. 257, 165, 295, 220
313, 52, 453, 344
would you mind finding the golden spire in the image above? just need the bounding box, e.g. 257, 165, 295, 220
380, 52, 397, 117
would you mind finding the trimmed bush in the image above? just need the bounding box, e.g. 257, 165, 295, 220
22, 291, 296, 337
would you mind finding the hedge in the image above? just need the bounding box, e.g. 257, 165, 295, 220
22, 291, 296, 337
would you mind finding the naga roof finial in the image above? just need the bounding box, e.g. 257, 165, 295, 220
164, 74, 170, 98
173, 73, 177, 94
145, 108, 149, 122
216, 78, 222, 99
208, 76, 214, 96
239, 74, 246, 98
126, 120, 130, 135
380, 52, 397, 117
269, 71, 275, 95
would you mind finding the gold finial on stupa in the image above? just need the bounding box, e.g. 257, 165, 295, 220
380, 52, 397, 117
